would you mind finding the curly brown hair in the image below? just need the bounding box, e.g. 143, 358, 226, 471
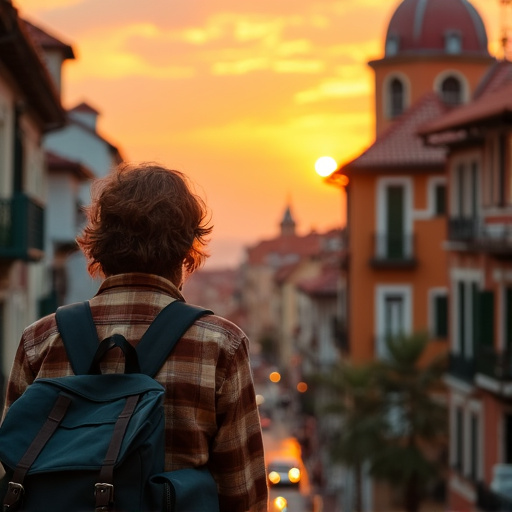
77, 162, 212, 283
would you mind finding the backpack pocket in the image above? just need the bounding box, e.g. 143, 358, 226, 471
150, 467, 219, 512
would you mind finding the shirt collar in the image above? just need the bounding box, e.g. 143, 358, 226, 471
95, 273, 185, 301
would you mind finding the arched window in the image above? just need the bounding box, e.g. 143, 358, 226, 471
390, 78, 404, 118
441, 76, 462, 106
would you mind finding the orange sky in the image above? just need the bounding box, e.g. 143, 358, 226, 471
17, 0, 503, 268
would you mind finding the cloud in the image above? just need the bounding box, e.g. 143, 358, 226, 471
67, 22, 196, 79
295, 77, 371, 103
17, 0, 84, 13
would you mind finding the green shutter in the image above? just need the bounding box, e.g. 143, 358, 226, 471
458, 282, 465, 355
477, 290, 494, 349
435, 185, 446, 216
506, 287, 512, 349
434, 295, 448, 338
387, 186, 404, 258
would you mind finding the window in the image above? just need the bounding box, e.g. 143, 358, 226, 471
454, 161, 479, 218
455, 407, 464, 471
386, 185, 405, 258
390, 78, 405, 118
505, 287, 512, 350
376, 285, 412, 360
386, 34, 400, 56
434, 184, 446, 215
441, 76, 462, 106
445, 32, 462, 54
469, 413, 479, 480
506, 414, 512, 464
432, 293, 448, 338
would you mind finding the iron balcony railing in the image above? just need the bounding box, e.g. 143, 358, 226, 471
476, 346, 512, 382
477, 481, 512, 512
449, 217, 512, 253
0, 194, 44, 262
448, 352, 476, 382
371, 233, 416, 267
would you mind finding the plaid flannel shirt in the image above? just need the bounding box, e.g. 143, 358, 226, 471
3, 273, 268, 512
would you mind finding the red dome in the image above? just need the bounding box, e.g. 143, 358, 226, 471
385, 0, 490, 57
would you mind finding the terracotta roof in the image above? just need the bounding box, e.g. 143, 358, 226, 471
23, 19, 74, 60
298, 266, 339, 297
46, 151, 95, 181
341, 92, 447, 173
420, 81, 512, 136
246, 229, 341, 266
473, 60, 512, 100
385, 0, 489, 57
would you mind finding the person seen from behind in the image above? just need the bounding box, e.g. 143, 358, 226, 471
2, 162, 269, 512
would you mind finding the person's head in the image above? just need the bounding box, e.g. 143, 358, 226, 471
77, 162, 212, 284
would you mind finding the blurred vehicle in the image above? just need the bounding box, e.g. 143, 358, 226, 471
267, 457, 301, 487
271, 496, 288, 511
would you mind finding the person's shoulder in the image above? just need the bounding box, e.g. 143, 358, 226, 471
195, 313, 247, 340
22, 312, 59, 347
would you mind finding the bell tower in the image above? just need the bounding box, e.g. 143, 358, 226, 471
368, 0, 494, 137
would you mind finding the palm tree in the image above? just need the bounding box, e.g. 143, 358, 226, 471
313, 361, 387, 511
312, 331, 447, 512
372, 331, 448, 512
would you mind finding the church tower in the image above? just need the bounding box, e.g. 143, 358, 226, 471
369, 0, 495, 137
279, 205, 296, 237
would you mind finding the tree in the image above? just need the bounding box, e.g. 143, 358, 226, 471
313, 361, 387, 511
313, 331, 447, 512
372, 332, 448, 512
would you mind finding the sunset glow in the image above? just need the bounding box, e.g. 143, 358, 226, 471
315, 156, 337, 177
17, 0, 501, 268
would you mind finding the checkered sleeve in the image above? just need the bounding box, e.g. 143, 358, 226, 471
209, 335, 268, 512
2, 334, 35, 421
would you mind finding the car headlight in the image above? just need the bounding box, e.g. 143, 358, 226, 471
288, 467, 301, 483
273, 496, 288, 511
268, 470, 281, 484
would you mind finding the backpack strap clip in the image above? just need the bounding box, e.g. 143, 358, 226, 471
94, 483, 114, 512
3, 481, 24, 511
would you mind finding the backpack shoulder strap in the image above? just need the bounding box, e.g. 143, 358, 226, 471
136, 301, 213, 377
55, 301, 99, 375
55, 300, 213, 377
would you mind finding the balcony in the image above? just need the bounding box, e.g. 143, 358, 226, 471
448, 217, 512, 255
476, 347, 512, 382
448, 352, 475, 382
0, 194, 44, 262
370, 233, 417, 269
477, 482, 512, 512
477, 466, 512, 512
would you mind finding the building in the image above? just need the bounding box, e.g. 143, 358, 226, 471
239, 205, 344, 376
421, 60, 512, 512
0, 1, 66, 386
27, 20, 124, 306
328, 0, 496, 510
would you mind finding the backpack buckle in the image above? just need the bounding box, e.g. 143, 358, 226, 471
94, 482, 114, 511
3, 481, 24, 510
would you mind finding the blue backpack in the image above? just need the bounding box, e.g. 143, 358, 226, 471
0, 300, 220, 512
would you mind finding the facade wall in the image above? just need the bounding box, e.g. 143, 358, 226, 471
349, 171, 449, 364
373, 58, 493, 136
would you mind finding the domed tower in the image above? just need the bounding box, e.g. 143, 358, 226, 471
369, 0, 495, 137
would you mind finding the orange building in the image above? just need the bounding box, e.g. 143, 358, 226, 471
334, 0, 494, 366
329, 0, 495, 509
421, 62, 512, 512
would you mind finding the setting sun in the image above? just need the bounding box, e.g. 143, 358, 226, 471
315, 156, 338, 177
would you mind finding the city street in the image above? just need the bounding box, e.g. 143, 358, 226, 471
256, 374, 322, 512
